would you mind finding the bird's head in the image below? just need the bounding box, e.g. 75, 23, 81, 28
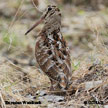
25, 5, 61, 35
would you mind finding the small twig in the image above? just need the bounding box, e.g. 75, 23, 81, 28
7, 0, 24, 32
87, 80, 108, 93
6, 0, 25, 50
31, 0, 43, 12
0, 92, 6, 108
6, 58, 29, 74
47, 88, 75, 93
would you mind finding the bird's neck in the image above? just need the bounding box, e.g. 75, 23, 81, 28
42, 21, 61, 35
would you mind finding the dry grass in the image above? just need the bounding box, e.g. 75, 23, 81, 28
0, 0, 108, 108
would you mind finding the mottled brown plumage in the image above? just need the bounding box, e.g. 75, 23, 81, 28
25, 5, 72, 92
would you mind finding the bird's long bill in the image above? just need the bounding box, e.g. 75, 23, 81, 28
25, 16, 45, 35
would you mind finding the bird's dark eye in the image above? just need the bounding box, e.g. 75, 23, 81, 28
48, 7, 52, 11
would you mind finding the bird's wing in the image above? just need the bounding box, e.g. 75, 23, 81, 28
35, 33, 72, 89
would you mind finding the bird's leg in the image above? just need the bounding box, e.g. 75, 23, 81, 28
50, 79, 60, 91
58, 73, 67, 90
49, 80, 54, 91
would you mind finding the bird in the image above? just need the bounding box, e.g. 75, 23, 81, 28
25, 5, 72, 93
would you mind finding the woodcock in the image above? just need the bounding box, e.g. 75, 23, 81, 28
25, 5, 72, 92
